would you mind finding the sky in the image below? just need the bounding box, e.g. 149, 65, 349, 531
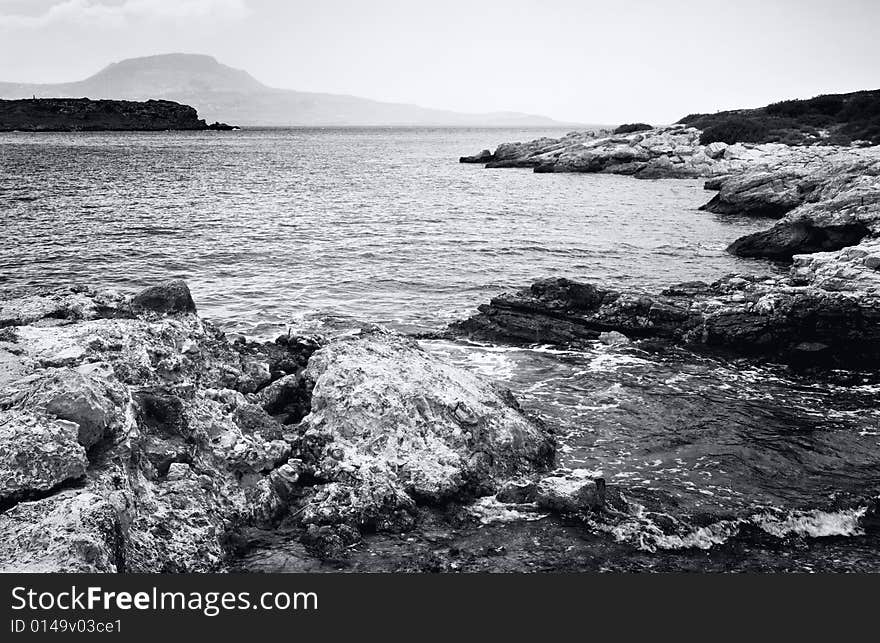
0, 0, 877, 124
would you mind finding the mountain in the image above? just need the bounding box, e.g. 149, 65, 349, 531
0, 54, 566, 127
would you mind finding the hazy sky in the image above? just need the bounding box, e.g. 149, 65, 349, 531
0, 0, 877, 123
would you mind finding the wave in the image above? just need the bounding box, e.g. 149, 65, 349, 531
590, 501, 869, 553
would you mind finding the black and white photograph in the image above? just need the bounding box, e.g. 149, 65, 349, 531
1, 0, 879, 592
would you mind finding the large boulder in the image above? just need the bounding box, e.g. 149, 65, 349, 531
727, 221, 870, 261
130, 280, 197, 315
295, 330, 555, 532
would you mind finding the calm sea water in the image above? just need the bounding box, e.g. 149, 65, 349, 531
1, 127, 774, 335
2, 128, 878, 569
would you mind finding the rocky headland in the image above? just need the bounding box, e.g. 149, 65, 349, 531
0, 98, 235, 132
457, 91, 880, 368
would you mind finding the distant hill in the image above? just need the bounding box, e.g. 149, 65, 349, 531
0, 53, 567, 127
678, 89, 880, 146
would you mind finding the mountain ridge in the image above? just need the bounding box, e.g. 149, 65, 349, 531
0, 53, 571, 127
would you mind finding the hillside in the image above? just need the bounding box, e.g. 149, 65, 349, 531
678, 89, 880, 146
0, 54, 563, 127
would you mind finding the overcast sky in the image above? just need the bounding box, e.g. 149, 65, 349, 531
0, 0, 877, 123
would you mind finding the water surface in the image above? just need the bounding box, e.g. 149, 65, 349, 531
2, 128, 876, 570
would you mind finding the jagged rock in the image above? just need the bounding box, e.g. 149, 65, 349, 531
599, 331, 630, 345
705, 141, 728, 159
713, 147, 880, 260
533, 474, 609, 513
792, 241, 880, 294
288, 330, 555, 544
0, 491, 123, 572
495, 479, 538, 504
451, 275, 880, 367
727, 222, 870, 261
299, 330, 554, 499
0, 282, 555, 570
0, 286, 126, 327
0, 411, 88, 504
459, 149, 494, 163
260, 372, 311, 424
23, 364, 128, 449
130, 280, 197, 315
700, 170, 807, 218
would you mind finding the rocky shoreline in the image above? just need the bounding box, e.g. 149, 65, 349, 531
457, 123, 880, 367
3, 280, 878, 572
1, 281, 650, 571
0, 98, 235, 132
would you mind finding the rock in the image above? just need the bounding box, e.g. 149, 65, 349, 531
465, 126, 744, 179
704, 141, 728, 159
791, 241, 880, 294
165, 462, 192, 481
0, 411, 88, 504
710, 146, 880, 262
0, 286, 126, 327
28, 365, 127, 449
727, 222, 870, 261
130, 280, 197, 315
861, 499, 880, 533
700, 170, 807, 218
450, 275, 880, 367
495, 479, 538, 504
598, 331, 630, 345
290, 330, 555, 543
0, 283, 558, 570
0, 491, 123, 572
459, 149, 494, 163
533, 474, 608, 513
259, 373, 311, 424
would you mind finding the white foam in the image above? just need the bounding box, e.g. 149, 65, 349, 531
754, 507, 866, 539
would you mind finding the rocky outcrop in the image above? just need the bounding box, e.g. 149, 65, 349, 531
0, 98, 234, 132
460, 125, 832, 179
465, 124, 879, 267
714, 147, 880, 261
0, 281, 554, 571
727, 222, 870, 261
450, 271, 880, 367
460, 149, 494, 163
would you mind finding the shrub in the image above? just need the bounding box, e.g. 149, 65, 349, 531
698, 117, 770, 145
613, 122, 653, 134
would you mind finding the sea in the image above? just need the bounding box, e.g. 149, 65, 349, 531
2, 127, 878, 571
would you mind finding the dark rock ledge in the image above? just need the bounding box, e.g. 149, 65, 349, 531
450, 271, 880, 368
0, 280, 587, 571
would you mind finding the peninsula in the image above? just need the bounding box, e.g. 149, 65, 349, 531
0, 98, 235, 132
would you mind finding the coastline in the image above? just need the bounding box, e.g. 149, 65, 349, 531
0, 98, 235, 132
2, 117, 880, 572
